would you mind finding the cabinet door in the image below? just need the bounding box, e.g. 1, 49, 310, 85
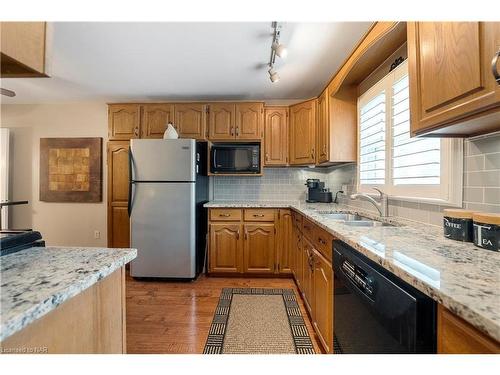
301, 239, 314, 314
289, 100, 316, 165
437, 305, 500, 353
174, 103, 207, 140
316, 90, 329, 164
235, 103, 263, 139
243, 223, 275, 274
208, 103, 235, 140
264, 107, 288, 166
278, 209, 293, 274
313, 251, 333, 353
408, 22, 500, 135
108, 104, 141, 140
141, 104, 175, 139
107, 141, 130, 248
209, 223, 242, 273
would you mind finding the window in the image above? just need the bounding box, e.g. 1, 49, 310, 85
357, 60, 463, 205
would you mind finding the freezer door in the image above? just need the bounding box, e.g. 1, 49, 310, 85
130, 182, 196, 278
130, 139, 196, 182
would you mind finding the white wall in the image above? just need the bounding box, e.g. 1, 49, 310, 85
0, 103, 108, 246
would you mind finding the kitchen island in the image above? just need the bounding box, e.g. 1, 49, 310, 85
205, 201, 500, 352
0, 246, 137, 354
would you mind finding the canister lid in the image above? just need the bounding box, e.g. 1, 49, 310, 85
472, 212, 500, 225
443, 209, 474, 219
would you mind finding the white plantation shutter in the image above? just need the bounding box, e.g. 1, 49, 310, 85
357, 60, 463, 205
391, 75, 440, 185
359, 91, 386, 185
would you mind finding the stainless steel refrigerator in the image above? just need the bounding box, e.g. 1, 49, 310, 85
129, 139, 208, 279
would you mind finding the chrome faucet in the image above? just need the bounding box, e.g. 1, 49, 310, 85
349, 188, 389, 217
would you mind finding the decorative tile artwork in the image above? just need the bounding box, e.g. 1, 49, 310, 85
48, 148, 90, 192
40, 138, 102, 202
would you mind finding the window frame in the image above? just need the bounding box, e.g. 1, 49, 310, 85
356, 60, 463, 206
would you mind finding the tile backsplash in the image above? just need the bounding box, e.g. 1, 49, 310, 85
463, 133, 500, 213
212, 133, 500, 227
212, 165, 355, 202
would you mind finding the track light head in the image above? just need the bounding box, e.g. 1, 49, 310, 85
272, 42, 288, 59
268, 68, 280, 83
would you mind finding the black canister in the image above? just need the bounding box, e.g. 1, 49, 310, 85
443, 209, 474, 242
473, 213, 500, 252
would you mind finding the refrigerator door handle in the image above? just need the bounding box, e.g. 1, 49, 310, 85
128, 150, 134, 217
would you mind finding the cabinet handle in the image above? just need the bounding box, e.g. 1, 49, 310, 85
311, 149, 315, 158
493, 49, 500, 85
265, 153, 269, 161
134, 127, 139, 137
219, 213, 231, 217
244, 230, 248, 240
236, 127, 240, 137
230, 127, 234, 136
253, 214, 265, 217
318, 237, 326, 245
236, 230, 240, 240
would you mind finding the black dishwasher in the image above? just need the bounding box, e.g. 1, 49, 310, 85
333, 240, 436, 354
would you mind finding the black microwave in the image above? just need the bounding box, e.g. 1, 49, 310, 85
210, 143, 261, 174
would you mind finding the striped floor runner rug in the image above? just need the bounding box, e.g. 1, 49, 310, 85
203, 288, 315, 354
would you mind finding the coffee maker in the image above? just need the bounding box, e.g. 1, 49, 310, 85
305, 178, 333, 203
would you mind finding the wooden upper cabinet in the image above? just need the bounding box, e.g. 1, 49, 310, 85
208, 103, 235, 140
278, 209, 292, 274
1, 22, 47, 77
108, 104, 141, 140
141, 104, 174, 139
289, 99, 316, 165
313, 250, 333, 353
235, 103, 263, 139
174, 103, 207, 140
408, 22, 500, 136
107, 141, 130, 248
264, 107, 288, 166
316, 90, 329, 164
243, 223, 276, 274
209, 223, 242, 273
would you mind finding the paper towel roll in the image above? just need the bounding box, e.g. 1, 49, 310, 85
163, 122, 179, 139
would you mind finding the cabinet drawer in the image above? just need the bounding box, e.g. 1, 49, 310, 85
292, 211, 303, 231
302, 218, 315, 242
244, 209, 276, 222
313, 226, 333, 262
210, 208, 242, 221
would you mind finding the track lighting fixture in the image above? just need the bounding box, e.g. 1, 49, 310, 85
271, 41, 288, 59
267, 22, 287, 83
268, 68, 280, 83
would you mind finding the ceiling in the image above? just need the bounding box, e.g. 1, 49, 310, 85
1, 22, 372, 104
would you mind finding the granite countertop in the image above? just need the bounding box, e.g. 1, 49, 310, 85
204, 200, 500, 342
0, 246, 137, 341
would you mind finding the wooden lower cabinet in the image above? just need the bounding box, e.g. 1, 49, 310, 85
293, 226, 303, 288
243, 223, 276, 274
313, 250, 333, 353
438, 305, 500, 354
302, 238, 315, 314
291, 210, 334, 354
209, 223, 242, 273
0, 268, 127, 353
278, 209, 293, 274
208, 208, 286, 275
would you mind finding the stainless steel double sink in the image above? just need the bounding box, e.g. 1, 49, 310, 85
319, 212, 394, 227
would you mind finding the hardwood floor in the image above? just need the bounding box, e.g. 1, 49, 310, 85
125, 273, 324, 354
